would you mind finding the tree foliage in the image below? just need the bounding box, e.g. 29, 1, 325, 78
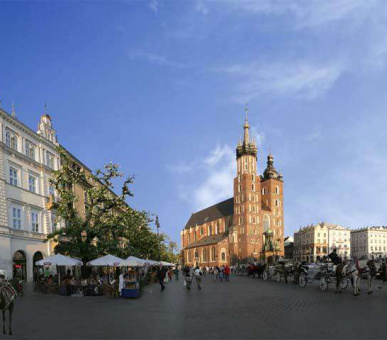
46, 147, 179, 264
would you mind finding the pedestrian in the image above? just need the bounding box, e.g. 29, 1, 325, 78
183, 266, 193, 290
213, 267, 218, 282
379, 259, 387, 289
173, 267, 179, 280
156, 266, 166, 292
168, 268, 173, 282
224, 264, 231, 282
194, 266, 203, 290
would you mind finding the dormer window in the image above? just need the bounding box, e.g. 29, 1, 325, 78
47, 132, 53, 142
5, 131, 18, 151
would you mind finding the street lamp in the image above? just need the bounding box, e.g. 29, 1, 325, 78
156, 215, 161, 261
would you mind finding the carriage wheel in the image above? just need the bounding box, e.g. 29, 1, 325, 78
340, 278, 349, 289
276, 272, 281, 282
263, 270, 268, 281
299, 273, 307, 288
319, 277, 328, 292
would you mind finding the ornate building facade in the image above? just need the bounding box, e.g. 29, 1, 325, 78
0, 102, 99, 281
293, 222, 351, 262
181, 112, 284, 266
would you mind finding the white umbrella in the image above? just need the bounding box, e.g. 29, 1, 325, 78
87, 254, 125, 267
160, 261, 174, 267
35, 254, 83, 266
123, 256, 145, 267
35, 254, 83, 284
142, 259, 160, 266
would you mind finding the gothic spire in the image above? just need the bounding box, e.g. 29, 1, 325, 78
243, 105, 250, 145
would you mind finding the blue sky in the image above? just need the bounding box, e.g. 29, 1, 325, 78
1, 0, 387, 246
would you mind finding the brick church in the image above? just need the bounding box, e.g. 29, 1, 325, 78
181, 111, 285, 266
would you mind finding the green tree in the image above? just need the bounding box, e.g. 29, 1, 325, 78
46, 146, 157, 264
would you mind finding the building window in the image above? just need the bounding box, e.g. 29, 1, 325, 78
28, 175, 37, 193
262, 188, 266, 195
252, 183, 255, 191
211, 247, 216, 261
5, 132, 11, 147
12, 207, 22, 229
275, 186, 279, 194
25, 142, 36, 160
221, 252, 226, 261
11, 136, 18, 150
200, 227, 203, 236
194, 249, 199, 258
203, 248, 207, 262
31, 211, 39, 232
9, 167, 18, 186
46, 152, 55, 169
49, 184, 55, 197
238, 184, 241, 193
252, 174, 255, 181
208, 224, 212, 236
51, 214, 57, 232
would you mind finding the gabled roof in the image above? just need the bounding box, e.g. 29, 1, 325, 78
184, 233, 228, 249
184, 198, 234, 230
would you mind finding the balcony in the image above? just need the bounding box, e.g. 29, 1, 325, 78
46, 194, 60, 210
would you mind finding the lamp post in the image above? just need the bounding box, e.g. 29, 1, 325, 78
156, 215, 161, 261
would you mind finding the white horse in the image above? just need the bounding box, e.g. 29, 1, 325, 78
336, 260, 378, 296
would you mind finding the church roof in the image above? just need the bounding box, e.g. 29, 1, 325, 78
184, 198, 234, 230
184, 233, 228, 249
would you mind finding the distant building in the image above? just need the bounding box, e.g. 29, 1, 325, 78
351, 226, 387, 260
284, 236, 294, 260
293, 222, 350, 262
181, 111, 285, 266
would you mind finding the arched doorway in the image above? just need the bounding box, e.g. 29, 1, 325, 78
13, 251, 27, 281
33, 251, 43, 282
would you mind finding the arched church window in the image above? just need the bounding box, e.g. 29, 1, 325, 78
264, 215, 270, 231
252, 183, 255, 191
221, 252, 226, 261
208, 224, 212, 236
200, 227, 203, 236
203, 248, 207, 261
194, 249, 199, 258
275, 186, 280, 194
262, 187, 266, 195
211, 247, 216, 261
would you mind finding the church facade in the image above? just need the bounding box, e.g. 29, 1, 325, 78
181, 113, 285, 266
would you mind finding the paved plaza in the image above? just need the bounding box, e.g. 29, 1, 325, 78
9, 275, 387, 339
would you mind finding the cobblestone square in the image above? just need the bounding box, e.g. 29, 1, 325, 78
10, 275, 387, 339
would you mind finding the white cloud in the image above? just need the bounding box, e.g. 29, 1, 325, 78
148, 0, 158, 13
193, 144, 236, 210
128, 50, 186, 68
219, 0, 377, 28
218, 61, 344, 102
204, 144, 233, 166
196, 0, 209, 15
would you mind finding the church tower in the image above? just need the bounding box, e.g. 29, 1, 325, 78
231, 109, 262, 263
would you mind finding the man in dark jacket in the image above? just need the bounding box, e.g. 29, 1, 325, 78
156, 266, 166, 292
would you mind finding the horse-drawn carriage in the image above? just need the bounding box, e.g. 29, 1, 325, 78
262, 260, 293, 282
298, 262, 349, 291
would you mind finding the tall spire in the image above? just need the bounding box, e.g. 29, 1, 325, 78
11, 100, 16, 118
243, 104, 250, 145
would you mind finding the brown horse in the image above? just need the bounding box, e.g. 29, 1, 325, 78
0, 281, 16, 335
